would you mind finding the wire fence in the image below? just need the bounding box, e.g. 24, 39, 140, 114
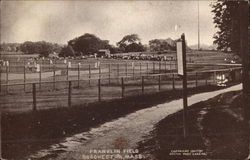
0, 64, 242, 113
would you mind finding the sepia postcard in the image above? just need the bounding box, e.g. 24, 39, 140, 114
0, 0, 249, 160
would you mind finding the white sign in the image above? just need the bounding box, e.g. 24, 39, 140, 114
176, 41, 183, 75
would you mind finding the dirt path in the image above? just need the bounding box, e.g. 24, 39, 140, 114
29, 84, 242, 160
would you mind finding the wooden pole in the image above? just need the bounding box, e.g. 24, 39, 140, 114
24, 65, 26, 92
0, 66, 1, 92
6, 66, 8, 93
195, 72, 198, 87
121, 77, 124, 98
133, 63, 135, 79
158, 75, 161, 91
159, 62, 161, 73
141, 76, 144, 94
125, 63, 128, 77
109, 63, 111, 85
181, 33, 188, 138
78, 63, 80, 88
153, 62, 155, 74
98, 78, 101, 102
0, 111, 1, 159
53, 64, 55, 90
117, 63, 119, 78
66, 64, 69, 81
139, 63, 142, 76
39, 64, 42, 91
170, 61, 172, 71
99, 63, 101, 79
172, 73, 175, 90
32, 83, 37, 111
89, 64, 91, 86
205, 72, 208, 86
165, 61, 167, 72
213, 71, 216, 84
68, 81, 72, 107
146, 62, 149, 75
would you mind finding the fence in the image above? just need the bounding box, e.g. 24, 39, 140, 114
0, 60, 239, 90
0, 66, 242, 113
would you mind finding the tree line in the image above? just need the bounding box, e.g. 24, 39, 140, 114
0, 34, 177, 57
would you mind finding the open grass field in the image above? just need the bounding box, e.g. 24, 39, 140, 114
0, 50, 242, 113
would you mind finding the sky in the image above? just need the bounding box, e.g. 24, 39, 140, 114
0, 0, 217, 46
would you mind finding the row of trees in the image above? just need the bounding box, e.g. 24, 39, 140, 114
0, 41, 62, 57
59, 33, 177, 57
1, 34, 180, 57
20, 41, 62, 57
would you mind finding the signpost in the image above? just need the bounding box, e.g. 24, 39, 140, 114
176, 33, 188, 138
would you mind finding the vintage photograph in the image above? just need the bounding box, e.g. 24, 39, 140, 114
0, 0, 249, 160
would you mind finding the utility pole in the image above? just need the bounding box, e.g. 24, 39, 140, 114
197, 0, 200, 50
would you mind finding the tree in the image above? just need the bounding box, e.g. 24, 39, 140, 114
125, 42, 145, 52
59, 45, 75, 57
117, 34, 145, 52
68, 33, 111, 55
19, 41, 60, 57
149, 38, 176, 52
211, 0, 240, 54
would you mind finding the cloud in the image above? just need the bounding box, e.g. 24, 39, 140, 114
1, 0, 216, 46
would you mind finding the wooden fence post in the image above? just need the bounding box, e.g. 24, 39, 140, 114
109, 63, 111, 85
99, 63, 101, 79
133, 63, 135, 79
125, 63, 128, 77
66, 64, 69, 81
68, 81, 72, 107
153, 62, 155, 73
139, 63, 142, 76
24, 65, 26, 92
33, 83, 37, 111
78, 63, 80, 88
172, 73, 175, 90
121, 77, 124, 98
89, 64, 91, 86
141, 76, 144, 94
39, 64, 42, 91
165, 61, 167, 72
0, 66, 1, 92
170, 61, 172, 71
213, 71, 216, 83
195, 72, 198, 88
205, 72, 208, 86
53, 64, 56, 90
159, 62, 161, 73
117, 63, 119, 78
6, 66, 8, 93
158, 75, 161, 91
146, 62, 149, 75
98, 79, 101, 102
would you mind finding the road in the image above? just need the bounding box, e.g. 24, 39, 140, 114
29, 84, 242, 160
